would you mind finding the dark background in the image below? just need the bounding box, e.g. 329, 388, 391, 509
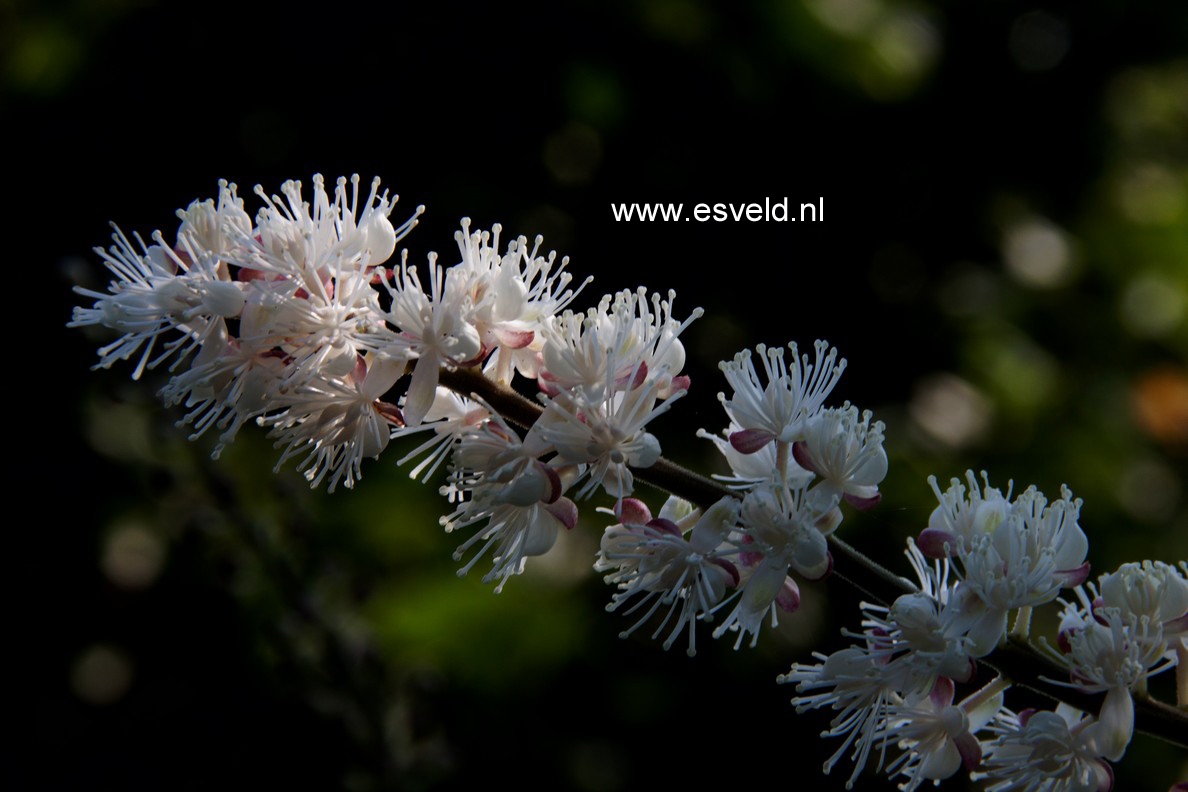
12, 0, 1188, 789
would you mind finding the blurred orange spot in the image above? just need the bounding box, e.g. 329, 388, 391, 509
1133, 366, 1188, 444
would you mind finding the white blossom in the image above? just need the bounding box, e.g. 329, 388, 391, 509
977, 705, 1113, 792
717, 339, 846, 451
598, 496, 740, 656
793, 404, 888, 512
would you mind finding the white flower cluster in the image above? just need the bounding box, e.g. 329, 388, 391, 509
594, 339, 890, 655
72, 175, 421, 491
73, 175, 700, 587
72, 174, 1188, 792
783, 473, 1187, 791
1043, 560, 1188, 763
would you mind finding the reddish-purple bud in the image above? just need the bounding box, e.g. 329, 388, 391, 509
614, 361, 648, 390
1017, 708, 1038, 727
918, 528, 957, 559
1092, 598, 1108, 625
929, 677, 956, 709
739, 534, 763, 567
492, 327, 535, 349
351, 354, 368, 383
238, 266, 268, 282
616, 497, 652, 526
538, 463, 563, 504
631, 361, 648, 389
669, 375, 691, 393
954, 732, 982, 771
544, 497, 579, 531
791, 441, 816, 472
729, 428, 774, 454
374, 400, 405, 427
1057, 627, 1076, 654
646, 518, 683, 538
843, 491, 882, 510
776, 576, 801, 612
869, 627, 894, 660
1054, 562, 1091, 588
1163, 612, 1188, 635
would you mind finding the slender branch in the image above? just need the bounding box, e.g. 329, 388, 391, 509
434, 365, 1188, 750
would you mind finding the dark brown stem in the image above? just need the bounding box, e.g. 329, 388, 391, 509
434, 365, 1188, 751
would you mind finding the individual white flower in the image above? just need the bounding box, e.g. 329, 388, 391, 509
709, 553, 803, 650
442, 414, 576, 590
781, 645, 901, 789
598, 496, 741, 656
874, 676, 999, 792
174, 178, 252, 259
158, 319, 288, 456
885, 591, 977, 684
227, 176, 416, 386
235, 174, 415, 280
792, 404, 888, 512
717, 339, 846, 452
447, 498, 577, 591
709, 486, 831, 649
1053, 590, 1176, 694
374, 252, 483, 425
1046, 581, 1179, 761
922, 474, 1089, 656
453, 220, 592, 386
535, 372, 681, 499
977, 705, 1113, 792
70, 226, 236, 378
260, 355, 406, 492
737, 485, 832, 578
247, 267, 392, 388
390, 387, 491, 482
918, 470, 1011, 559
1099, 560, 1188, 635
537, 288, 700, 402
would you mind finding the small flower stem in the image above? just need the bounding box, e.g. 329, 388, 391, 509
776, 440, 789, 481
434, 364, 1188, 751
960, 675, 1012, 714
1011, 605, 1033, 640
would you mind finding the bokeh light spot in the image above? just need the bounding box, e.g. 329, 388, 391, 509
101, 521, 166, 589
1003, 217, 1076, 288
1114, 163, 1185, 225
804, 0, 882, 36
1132, 366, 1188, 445
70, 644, 134, 706
909, 373, 992, 448
862, 11, 940, 100
1120, 274, 1185, 338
